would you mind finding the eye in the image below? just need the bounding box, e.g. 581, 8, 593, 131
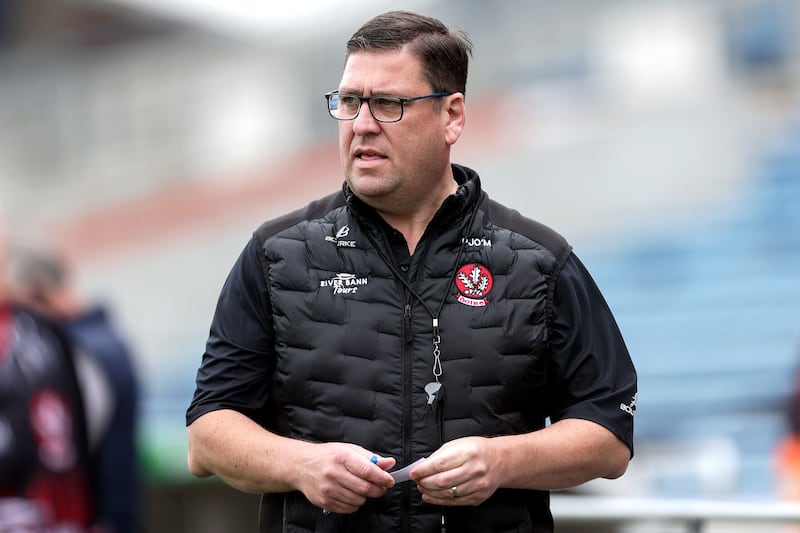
337, 95, 361, 110
372, 97, 401, 110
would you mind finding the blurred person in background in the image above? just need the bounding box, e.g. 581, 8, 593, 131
9, 245, 142, 533
0, 218, 100, 531
186, 10, 636, 533
774, 354, 800, 501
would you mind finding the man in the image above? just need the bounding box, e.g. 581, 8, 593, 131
0, 220, 97, 531
10, 247, 142, 533
186, 10, 636, 533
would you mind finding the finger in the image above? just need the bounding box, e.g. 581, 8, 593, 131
373, 455, 397, 473
344, 456, 394, 490
367, 453, 397, 476
414, 463, 468, 493
419, 485, 468, 507
410, 450, 464, 481
335, 468, 391, 500
320, 494, 361, 515
317, 476, 371, 510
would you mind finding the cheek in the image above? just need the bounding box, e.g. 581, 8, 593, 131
338, 126, 354, 155
403, 127, 444, 165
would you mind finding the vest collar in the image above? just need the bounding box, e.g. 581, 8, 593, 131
342, 163, 483, 227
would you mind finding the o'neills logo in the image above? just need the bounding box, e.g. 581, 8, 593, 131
455, 263, 493, 307
320, 273, 368, 295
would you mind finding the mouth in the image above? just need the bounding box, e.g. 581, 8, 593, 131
354, 147, 387, 161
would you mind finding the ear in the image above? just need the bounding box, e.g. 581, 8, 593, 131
443, 93, 466, 146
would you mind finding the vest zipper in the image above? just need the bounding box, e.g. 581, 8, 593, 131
402, 301, 413, 533
403, 303, 413, 343
350, 192, 480, 532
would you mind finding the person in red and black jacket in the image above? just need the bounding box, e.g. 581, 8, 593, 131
9, 245, 141, 533
0, 220, 99, 533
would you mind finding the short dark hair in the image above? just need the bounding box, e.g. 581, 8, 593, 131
345, 10, 472, 96
9, 247, 68, 293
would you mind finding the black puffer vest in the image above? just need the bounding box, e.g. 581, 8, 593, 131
255, 165, 570, 532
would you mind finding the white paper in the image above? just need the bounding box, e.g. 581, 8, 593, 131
389, 457, 427, 483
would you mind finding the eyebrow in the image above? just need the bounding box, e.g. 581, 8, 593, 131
337, 88, 401, 97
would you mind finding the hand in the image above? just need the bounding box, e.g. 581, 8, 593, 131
409, 436, 500, 506
296, 442, 395, 514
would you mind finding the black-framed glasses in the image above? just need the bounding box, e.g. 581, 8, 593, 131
324, 91, 452, 123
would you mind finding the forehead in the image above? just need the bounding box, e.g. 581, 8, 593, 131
339, 49, 427, 93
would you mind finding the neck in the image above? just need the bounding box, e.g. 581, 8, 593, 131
379, 178, 459, 255
380, 214, 429, 256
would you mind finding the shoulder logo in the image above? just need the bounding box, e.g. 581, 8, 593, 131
455, 263, 493, 307
620, 392, 637, 416
325, 225, 356, 248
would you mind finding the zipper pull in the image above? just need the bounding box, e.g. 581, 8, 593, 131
404, 304, 412, 343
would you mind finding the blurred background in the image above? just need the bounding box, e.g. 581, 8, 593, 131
1, 0, 799, 531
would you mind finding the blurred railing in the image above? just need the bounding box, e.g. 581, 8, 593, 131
552, 495, 800, 532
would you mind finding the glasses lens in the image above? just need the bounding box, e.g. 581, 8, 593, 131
326, 93, 406, 122
369, 97, 403, 122
327, 94, 340, 117
328, 94, 361, 120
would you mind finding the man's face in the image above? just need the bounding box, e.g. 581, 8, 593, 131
336, 48, 463, 216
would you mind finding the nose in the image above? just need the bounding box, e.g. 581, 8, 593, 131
351, 100, 381, 135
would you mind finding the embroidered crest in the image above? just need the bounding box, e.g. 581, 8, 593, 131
454, 263, 493, 307
30, 389, 76, 471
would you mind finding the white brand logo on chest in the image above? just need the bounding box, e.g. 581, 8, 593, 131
320, 273, 369, 295
325, 225, 357, 248
462, 236, 492, 247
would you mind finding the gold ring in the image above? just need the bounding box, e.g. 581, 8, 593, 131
450, 486, 458, 498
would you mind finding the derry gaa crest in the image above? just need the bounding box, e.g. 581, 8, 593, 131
455, 263, 493, 307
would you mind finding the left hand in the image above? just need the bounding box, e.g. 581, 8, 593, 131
409, 436, 500, 506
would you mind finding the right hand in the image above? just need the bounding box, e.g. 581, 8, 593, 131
295, 442, 396, 514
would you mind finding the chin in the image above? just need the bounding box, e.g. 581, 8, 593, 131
347, 172, 391, 196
